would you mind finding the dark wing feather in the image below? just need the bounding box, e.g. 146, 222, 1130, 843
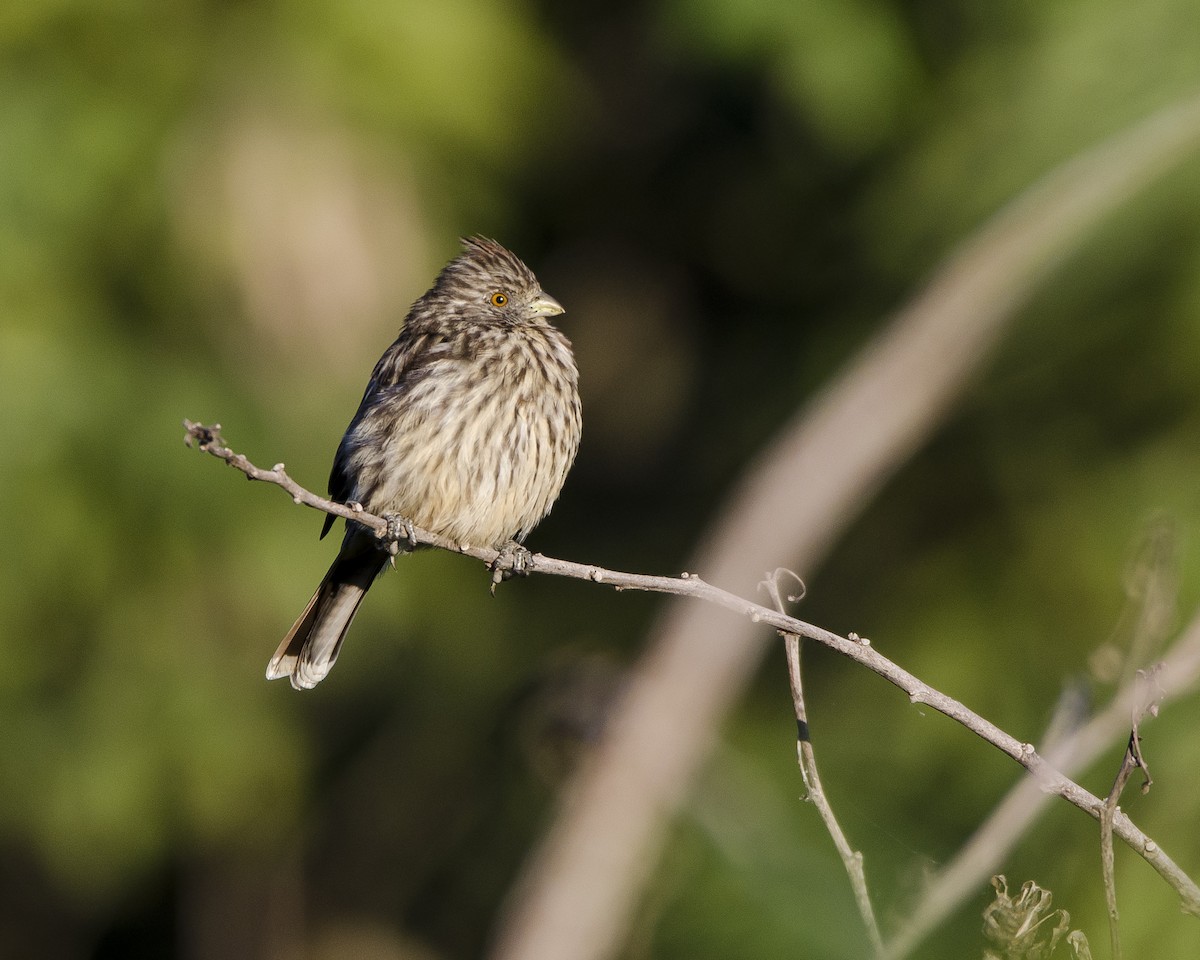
320, 329, 447, 539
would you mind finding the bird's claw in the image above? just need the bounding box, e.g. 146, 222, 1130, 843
379, 514, 418, 556
491, 540, 533, 596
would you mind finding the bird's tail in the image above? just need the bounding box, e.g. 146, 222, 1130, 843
267, 532, 388, 689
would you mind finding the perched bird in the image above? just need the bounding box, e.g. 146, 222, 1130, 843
268, 236, 581, 689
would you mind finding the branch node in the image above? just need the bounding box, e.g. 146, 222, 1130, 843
758, 568, 808, 612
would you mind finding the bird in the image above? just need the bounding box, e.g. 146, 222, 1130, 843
267, 236, 582, 689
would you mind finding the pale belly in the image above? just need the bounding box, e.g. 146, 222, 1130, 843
341, 340, 580, 548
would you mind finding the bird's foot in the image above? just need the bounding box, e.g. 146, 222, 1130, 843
491, 540, 533, 596
379, 514, 418, 557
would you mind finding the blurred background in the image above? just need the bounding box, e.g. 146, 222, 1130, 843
4, 0, 1200, 957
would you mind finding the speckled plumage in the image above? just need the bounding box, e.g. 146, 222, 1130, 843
268, 237, 581, 689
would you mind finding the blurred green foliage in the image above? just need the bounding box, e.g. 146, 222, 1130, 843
3, 0, 1200, 957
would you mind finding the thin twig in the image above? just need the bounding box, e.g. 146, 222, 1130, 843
760, 569, 884, 957
1100, 747, 1131, 960
184, 419, 1200, 921
1100, 664, 1166, 960
786, 635, 884, 955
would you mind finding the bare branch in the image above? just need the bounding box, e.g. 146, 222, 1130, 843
1099, 663, 1168, 960
1100, 751, 1130, 960
184, 420, 1200, 925
784, 633, 884, 956
762, 568, 883, 956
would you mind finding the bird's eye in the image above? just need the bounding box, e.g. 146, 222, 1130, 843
490, 292, 508, 307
